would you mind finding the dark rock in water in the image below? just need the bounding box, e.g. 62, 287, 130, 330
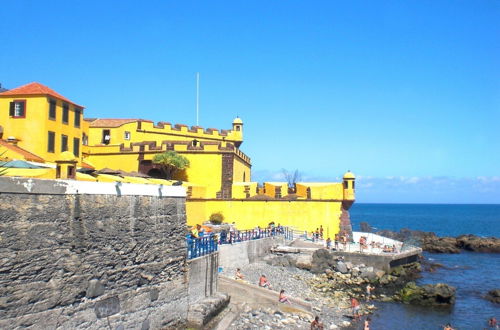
485, 289, 500, 304
456, 235, 500, 253
398, 282, 456, 306
422, 237, 461, 254
360, 222, 373, 233
373, 225, 500, 253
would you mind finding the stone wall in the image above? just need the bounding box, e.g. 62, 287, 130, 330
187, 252, 219, 305
218, 236, 285, 269
0, 177, 188, 329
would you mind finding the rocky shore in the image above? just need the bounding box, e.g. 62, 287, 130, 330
220, 246, 458, 329
369, 226, 500, 254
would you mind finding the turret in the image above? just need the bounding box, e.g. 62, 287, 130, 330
343, 171, 355, 201
56, 151, 78, 179
232, 117, 243, 147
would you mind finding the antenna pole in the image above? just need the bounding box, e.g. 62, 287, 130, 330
196, 72, 200, 126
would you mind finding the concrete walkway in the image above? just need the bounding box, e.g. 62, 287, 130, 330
212, 275, 313, 329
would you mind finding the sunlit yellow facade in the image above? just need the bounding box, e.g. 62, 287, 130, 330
0, 83, 85, 165
1, 82, 355, 236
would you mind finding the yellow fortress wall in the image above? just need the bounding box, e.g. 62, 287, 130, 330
1, 82, 355, 236
186, 199, 343, 238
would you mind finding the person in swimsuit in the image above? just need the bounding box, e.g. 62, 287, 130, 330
351, 297, 361, 321
310, 316, 324, 330
235, 268, 244, 280
279, 289, 291, 304
364, 317, 371, 330
258, 274, 272, 289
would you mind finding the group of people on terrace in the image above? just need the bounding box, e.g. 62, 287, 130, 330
189, 222, 287, 244
308, 229, 400, 254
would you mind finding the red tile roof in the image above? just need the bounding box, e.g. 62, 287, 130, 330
0, 82, 84, 108
89, 118, 152, 128
0, 140, 45, 163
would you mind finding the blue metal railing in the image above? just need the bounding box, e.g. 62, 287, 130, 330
218, 226, 293, 244
187, 236, 218, 260
186, 226, 294, 260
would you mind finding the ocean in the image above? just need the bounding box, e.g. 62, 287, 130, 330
349, 204, 500, 330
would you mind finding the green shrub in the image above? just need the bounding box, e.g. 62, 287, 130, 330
209, 212, 224, 225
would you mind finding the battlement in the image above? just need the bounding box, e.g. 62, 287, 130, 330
85, 139, 251, 164
89, 119, 243, 143
139, 120, 241, 141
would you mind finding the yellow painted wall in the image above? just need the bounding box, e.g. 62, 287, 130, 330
296, 183, 344, 200
186, 200, 343, 239
232, 182, 258, 199
264, 182, 288, 198
233, 156, 251, 183
0, 95, 85, 164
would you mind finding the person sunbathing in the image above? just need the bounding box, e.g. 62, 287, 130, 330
259, 274, 272, 289
279, 289, 291, 304
235, 268, 244, 280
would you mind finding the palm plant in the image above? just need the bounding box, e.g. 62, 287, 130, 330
152, 151, 190, 180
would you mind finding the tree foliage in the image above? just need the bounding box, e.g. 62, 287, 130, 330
152, 151, 190, 179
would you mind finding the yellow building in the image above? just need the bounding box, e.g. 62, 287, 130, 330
0, 82, 87, 165
0, 81, 355, 237
83, 117, 249, 198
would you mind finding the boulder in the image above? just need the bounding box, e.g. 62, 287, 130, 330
295, 254, 313, 270
421, 237, 460, 254
485, 289, 500, 304
336, 261, 348, 274
399, 282, 455, 306
456, 235, 500, 253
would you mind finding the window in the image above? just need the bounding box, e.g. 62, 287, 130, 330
124, 131, 131, 140
73, 138, 80, 157
49, 99, 56, 120
102, 129, 111, 144
9, 100, 26, 118
82, 133, 88, 146
48, 131, 55, 153
61, 134, 68, 152
62, 104, 69, 124
74, 108, 81, 127
235, 125, 241, 131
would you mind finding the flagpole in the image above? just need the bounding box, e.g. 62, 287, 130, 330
196, 72, 200, 126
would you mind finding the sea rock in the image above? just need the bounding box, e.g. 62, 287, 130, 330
456, 235, 500, 253
295, 255, 312, 270
398, 282, 455, 306
421, 237, 460, 254
485, 289, 500, 304
375, 227, 500, 253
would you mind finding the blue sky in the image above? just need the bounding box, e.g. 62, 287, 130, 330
1, 1, 499, 203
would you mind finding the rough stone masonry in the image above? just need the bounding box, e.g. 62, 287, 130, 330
0, 177, 188, 329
